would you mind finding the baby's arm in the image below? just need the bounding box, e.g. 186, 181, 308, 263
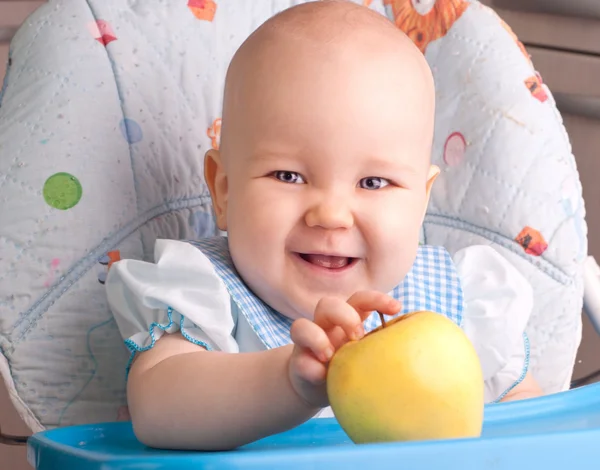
127, 335, 315, 451
127, 291, 401, 451
499, 372, 543, 402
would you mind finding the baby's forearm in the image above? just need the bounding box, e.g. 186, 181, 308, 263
127, 344, 319, 451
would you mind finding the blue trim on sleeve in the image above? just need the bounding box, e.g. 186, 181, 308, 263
123, 306, 176, 375
123, 306, 213, 377
123, 307, 175, 354
180, 315, 212, 350
492, 331, 530, 403
124, 352, 137, 378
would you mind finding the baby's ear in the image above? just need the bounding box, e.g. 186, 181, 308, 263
426, 164, 439, 195
204, 149, 228, 231
423, 164, 439, 218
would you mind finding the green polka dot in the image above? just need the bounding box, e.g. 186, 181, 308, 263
43, 173, 82, 210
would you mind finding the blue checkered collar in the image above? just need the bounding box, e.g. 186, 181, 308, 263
187, 237, 464, 350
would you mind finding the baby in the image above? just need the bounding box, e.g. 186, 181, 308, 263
106, 0, 542, 451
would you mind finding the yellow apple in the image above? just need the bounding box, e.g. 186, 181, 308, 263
327, 311, 484, 444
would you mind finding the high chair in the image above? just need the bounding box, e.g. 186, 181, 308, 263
1, 0, 599, 468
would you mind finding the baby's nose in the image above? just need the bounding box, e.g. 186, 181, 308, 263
304, 195, 354, 230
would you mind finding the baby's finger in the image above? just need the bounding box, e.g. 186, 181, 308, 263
290, 349, 328, 385
314, 296, 364, 341
290, 318, 335, 363
328, 325, 351, 350
347, 291, 402, 321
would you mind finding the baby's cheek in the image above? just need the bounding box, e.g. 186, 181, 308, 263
375, 224, 419, 288
379, 248, 416, 292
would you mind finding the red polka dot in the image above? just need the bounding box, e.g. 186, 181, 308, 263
443, 132, 466, 166
516, 226, 548, 256
88, 20, 117, 46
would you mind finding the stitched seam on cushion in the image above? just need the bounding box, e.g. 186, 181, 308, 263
447, 30, 526, 65
57, 317, 115, 426
454, 112, 502, 213
116, 14, 199, 120
0, 12, 83, 199
99, 3, 214, 186
4, 14, 50, 91
0, 183, 60, 285
424, 213, 571, 283
110, 14, 213, 182
82, 0, 143, 250
10, 195, 212, 347
459, 157, 559, 219
497, 130, 553, 230
441, 23, 581, 238
492, 332, 530, 403
0, 76, 69, 196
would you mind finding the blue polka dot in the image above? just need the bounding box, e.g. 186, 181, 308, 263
119, 118, 143, 143
189, 210, 216, 238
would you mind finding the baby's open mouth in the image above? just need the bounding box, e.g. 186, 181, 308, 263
298, 253, 357, 269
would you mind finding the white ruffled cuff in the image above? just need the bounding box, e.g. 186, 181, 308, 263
105, 240, 240, 368
453, 245, 533, 403
485, 332, 530, 402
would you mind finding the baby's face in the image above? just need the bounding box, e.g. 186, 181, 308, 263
206, 3, 437, 320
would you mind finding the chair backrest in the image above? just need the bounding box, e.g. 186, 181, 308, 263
0, 0, 586, 431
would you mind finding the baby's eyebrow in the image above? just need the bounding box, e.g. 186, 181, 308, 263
364, 157, 421, 175
249, 149, 301, 163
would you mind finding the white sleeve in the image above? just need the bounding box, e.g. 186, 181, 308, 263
453, 245, 533, 403
105, 239, 239, 356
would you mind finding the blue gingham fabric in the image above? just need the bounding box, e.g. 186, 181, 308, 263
188, 237, 464, 349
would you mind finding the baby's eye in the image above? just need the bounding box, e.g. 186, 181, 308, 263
358, 177, 390, 190
273, 171, 305, 184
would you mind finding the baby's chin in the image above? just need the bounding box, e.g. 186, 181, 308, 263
271, 298, 318, 322
264, 294, 324, 322
273, 288, 367, 322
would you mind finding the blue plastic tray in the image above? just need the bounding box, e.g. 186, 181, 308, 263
28, 382, 600, 469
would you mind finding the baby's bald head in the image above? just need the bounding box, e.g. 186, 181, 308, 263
218, 0, 435, 165
245, 0, 408, 48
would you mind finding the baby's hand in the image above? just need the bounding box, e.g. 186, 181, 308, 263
288, 291, 402, 408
